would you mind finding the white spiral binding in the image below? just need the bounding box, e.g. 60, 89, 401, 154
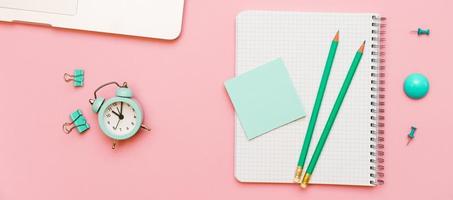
369, 15, 385, 186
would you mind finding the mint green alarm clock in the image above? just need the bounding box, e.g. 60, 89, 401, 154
90, 82, 150, 149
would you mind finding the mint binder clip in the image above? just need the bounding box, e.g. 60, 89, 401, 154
64, 69, 84, 87
63, 109, 90, 134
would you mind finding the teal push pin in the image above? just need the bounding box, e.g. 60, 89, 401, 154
411, 28, 430, 36
407, 126, 417, 145
64, 69, 84, 87
404, 73, 430, 99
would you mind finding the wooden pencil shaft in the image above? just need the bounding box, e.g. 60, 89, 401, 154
296, 32, 339, 168
305, 42, 365, 175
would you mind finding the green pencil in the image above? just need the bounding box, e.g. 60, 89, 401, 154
300, 41, 366, 188
294, 31, 339, 183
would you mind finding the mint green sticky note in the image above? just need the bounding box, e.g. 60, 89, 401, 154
225, 58, 305, 139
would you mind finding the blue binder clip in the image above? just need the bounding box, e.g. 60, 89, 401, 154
63, 109, 90, 134
64, 69, 84, 87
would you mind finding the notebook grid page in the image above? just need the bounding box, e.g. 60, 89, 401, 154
235, 11, 378, 186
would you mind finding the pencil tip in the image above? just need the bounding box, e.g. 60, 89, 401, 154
358, 41, 366, 53
334, 31, 339, 41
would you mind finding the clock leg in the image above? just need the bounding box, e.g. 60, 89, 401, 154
141, 124, 151, 132
112, 140, 118, 149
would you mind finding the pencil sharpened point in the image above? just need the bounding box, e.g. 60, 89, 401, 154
334, 31, 339, 41
358, 41, 366, 53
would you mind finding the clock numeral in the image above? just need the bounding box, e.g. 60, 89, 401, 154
107, 121, 110, 125
106, 113, 111, 118
131, 122, 135, 125
119, 128, 122, 131
113, 103, 117, 106
126, 127, 129, 130
107, 107, 112, 111
134, 115, 136, 119
112, 126, 116, 130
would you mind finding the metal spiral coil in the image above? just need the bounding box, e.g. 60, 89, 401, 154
369, 15, 386, 186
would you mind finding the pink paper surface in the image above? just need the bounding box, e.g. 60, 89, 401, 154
1, 0, 452, 199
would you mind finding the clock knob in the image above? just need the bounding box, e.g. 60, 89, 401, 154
116, 87, 133, 98
90, 97, 105, 113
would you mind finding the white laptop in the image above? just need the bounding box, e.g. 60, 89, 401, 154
0, 0, 184, 40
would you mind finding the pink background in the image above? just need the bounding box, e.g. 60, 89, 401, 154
1, 0, 452, 199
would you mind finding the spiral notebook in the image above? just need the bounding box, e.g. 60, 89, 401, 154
235, 11, 385, 186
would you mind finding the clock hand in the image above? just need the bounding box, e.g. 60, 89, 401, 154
114, 118, 121, 130
120, 102, 123, 115
116, 107, 124, 119
112, 110, 121, 118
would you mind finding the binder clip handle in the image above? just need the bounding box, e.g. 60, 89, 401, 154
64, 73, 74, 82
63, 122, 75, 134
64, 69, 84, 87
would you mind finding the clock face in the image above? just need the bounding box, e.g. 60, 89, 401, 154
103, 101, 138, 137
